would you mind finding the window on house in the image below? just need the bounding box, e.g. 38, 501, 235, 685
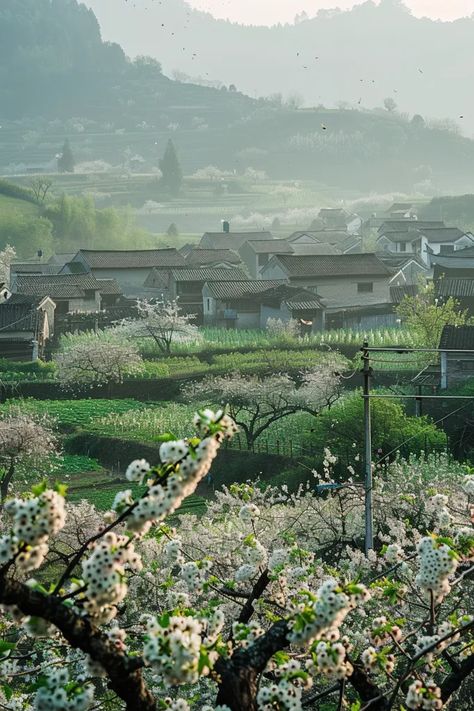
258, 253, 269, 267
357, 282, 374, 293
400, 243, 407, 252
206, 298, 211, 311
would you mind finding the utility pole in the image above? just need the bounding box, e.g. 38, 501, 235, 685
362, 341, 373, 554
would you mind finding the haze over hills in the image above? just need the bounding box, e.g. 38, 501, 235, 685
83, 0, 474, 134
3, 0, 474, 194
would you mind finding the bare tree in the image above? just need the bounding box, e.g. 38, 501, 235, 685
30, 176, 53, 203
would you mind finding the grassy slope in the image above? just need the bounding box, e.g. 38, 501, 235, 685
0, 193, 40, 219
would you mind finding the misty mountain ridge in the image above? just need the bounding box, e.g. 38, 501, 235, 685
84, 0, 474, 134
3, 0, 474, 194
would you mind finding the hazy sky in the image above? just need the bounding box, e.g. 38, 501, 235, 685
187, 0, 474, 24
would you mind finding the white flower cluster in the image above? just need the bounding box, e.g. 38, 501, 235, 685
463, 475, 474, 497
415, 537, 458, 603
257, 679, 303, 711
370, 616, 402, 646
232, 620, 265, 648
384, 543, 404, 565
179, 560, 212, 594
125, 459, 150, 483
235, 537, 267, 582
414, 622, 459, 662
164, 538, 185, 566
405, 680, 443, 710
269, 548, 289, 571
143, 614, 217, 685
126, 412, 237, 535
238, 503, 261, 522
34, 668, 94, 711
427, 494, 452, 529
82, 532, 142, 624
307, 638, 353, 680
1, 489, 66, 572
361, 646, 395, 675
287, 580, 369, 645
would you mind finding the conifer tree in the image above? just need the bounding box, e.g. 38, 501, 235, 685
57, 139, 75, 173
159, 139, 183, 195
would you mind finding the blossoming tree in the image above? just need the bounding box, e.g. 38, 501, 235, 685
119, 299, 200, 355
0, 410, 57, 503
55, 341, 142, 390
0, 413, 474, 711
183, 366, 342, 449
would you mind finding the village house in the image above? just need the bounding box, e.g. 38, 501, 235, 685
167, 267, 249, 323
238, 239, 342, 279
439, 325, 474, 389
384, 202, 417, 219
260, 253, 394, 329
13, 273, 121, 315
61, 249, 186, 297
0, 294, 55, 360
377, 225, 474, 267
202, 280, 285, 329
318, 208, 362, 234
431, 245, 474, 281
287, 230, 362, 253
377, 253, 429, 286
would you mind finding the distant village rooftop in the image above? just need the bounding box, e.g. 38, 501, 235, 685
71, 249, 186, 269
269, 253, 390, 278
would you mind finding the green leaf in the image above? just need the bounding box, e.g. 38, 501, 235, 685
54, 482, 68, 498
31, 481, 48, 497
0, 641, 15, 657
154, 432, 177, 443
2, 684, 13, 701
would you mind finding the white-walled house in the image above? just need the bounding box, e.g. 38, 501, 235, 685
260, 253, 394, 329
377, 226, 474, 266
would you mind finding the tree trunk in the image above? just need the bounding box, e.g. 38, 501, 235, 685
0, 458, 15, 504
215, 659, 259, 711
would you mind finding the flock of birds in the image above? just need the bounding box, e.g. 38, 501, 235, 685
119, 0, 466, 128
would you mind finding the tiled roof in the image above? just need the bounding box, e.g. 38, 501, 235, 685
418, 227, 469, 243
390, 284, 419, 303
273, 253, 391, 278
378, 220, 444, 234
204, 280, 285, 299
437, 278, 474, 298
439, 325, 474, 350
96, 279, 122, 295
0, 300, 42, 332
290, 243, 341, 256
171, 268, 248, 282
378, 231, 421, 243
185, 248, 241, 266
76, 249, 186, 269
378, 253, 427, 270
16, 274, 105, 299
11, 262, 61, 275
199, 231, 274, 250
256, 284, 325, 309
241, 240, 293, 254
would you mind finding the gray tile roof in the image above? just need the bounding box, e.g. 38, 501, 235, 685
418, 227, 469, 243
256, 284, 325, 309
76, 249, 186, 269
273, 253, 391, 278
0, 300, 42, 333
11, 262, 61, 275
185, 248, 241, 266
378, 220, 444, 235
171, 268, 248, 282
378, 231, 421, 243
199, 231, 274, 250
437, 278, 474, 298
15, 274, 111, 299
204, 280, 285, 299
290, 242, 341, 256
439, 325, 474, 350
96, 279, 122, 296
242, 239, 293, 254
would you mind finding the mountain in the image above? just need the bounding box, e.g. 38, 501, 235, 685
83, 0, 474, 134
2, 0, 474, 194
